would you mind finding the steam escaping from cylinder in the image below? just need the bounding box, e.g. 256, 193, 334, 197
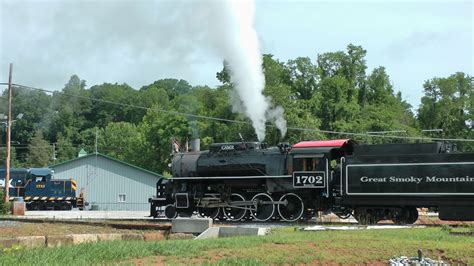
198, 0, 287, 140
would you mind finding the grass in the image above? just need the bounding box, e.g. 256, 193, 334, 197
451, 224, 474, 233
0, 227, 473, 265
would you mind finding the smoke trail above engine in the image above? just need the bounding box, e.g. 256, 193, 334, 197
0, 0, 288, 140
197, 0, 287, 140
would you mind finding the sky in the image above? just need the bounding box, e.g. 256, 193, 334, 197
0, 0, 472, 110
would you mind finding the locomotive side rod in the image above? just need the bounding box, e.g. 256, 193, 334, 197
198, 199, 287, 208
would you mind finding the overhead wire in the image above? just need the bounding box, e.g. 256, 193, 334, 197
1, 82, 473, 143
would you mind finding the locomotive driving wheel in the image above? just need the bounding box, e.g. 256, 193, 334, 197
353, 208, 378, 225
406, 207, 419, 224
222, 193, 247, 221
250, 193, 275, 222
197, 194, 220, 219
277, 193, 304, 222
391, 207, 419, 225
164, 204, 178, 219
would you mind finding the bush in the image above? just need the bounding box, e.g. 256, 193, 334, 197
440, 224, 452, 233
0, 190, 11, 215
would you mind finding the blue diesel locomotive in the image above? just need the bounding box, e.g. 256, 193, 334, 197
0, 168, 85, 210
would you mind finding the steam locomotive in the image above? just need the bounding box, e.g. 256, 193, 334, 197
149, 139, 474, 224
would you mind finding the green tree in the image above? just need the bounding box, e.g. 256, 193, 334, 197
316, 45, 366, 131
1, 86, 52, 163
56, 133, 77, 162
97, 122, 145, 166
366, 67, 393, 105
287, 57, 318, 100
26, 130, 51, 167
418, 72, 473, 150
140, 106, 191, 173
0, 190, 10, 214
140, 79, 192, 100
50, 75, 91, 148
318, 75, 359, 131
88, 83, 138, 126
358, 67, 417, 144
263, 55, 322, 143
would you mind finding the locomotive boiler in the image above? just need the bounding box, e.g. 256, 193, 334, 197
149, 139, 474, 224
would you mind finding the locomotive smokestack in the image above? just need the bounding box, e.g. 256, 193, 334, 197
190, 138, 200, 152
189, 119, 200, 152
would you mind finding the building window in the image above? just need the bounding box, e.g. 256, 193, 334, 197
118, 193, 126, 202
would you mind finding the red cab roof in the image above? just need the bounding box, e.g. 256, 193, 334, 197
293, 139, 350, 149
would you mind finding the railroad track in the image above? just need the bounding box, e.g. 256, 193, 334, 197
150, 216, 472, 228
3, 215, 470, 230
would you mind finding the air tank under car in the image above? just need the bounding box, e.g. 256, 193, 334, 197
171, 141, 287, 178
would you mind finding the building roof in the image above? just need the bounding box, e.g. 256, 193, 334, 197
292, 139, 351, 149
49, 153, 165, 178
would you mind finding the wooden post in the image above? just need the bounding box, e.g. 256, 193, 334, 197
5, 63, 12, 203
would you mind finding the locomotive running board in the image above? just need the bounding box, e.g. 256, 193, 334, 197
173, 175, 291, 180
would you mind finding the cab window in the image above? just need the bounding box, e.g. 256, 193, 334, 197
293, 158, 320, 171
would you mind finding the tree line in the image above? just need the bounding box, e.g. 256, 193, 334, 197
1, 44, 473, 174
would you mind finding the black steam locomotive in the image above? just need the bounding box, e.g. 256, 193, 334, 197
149, 139, 474, 224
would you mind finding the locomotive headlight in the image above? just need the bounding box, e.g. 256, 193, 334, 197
167, 163, 172, 168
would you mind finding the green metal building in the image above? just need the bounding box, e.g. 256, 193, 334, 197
50, 153, 163, 211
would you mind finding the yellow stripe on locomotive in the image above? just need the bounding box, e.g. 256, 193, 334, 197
70, 178, 77, 191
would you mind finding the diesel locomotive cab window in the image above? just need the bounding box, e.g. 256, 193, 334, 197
293, 158, 320, 171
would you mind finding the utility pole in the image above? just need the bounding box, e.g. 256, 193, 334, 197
5, 63, 12, 203
52, 143, 57, 163
95, 129, 98, 154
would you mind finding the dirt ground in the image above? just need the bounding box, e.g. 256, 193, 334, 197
415, 215, 474, 226
0, 220, 158, 239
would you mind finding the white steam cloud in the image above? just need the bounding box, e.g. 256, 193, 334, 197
0, 0, 287, 140
188, 0, 287, 140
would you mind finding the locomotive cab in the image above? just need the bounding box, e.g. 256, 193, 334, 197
26, 168, 54, 183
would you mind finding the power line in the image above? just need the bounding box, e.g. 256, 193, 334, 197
1, 82, 473, 143
0, 145, 136, 151
2, 82, 249, 125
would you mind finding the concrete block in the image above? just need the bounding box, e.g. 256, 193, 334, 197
16, 236, 46, 249
144, 231, 167, 242
168, 233, 194, 240
218, 227, 262, 237
71, 234, 98, 244
121, 233, 144, 241
171, 217, 212, 234
257, 228, 270, 236
0, 238, 19, 249
195, 227, 220, 240
97, 234, 123, 242
46, 235, 74, 247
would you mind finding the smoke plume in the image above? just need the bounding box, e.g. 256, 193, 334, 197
186, 0, 287, 140
0, 0, 287, 140
222, 1, 287, 140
